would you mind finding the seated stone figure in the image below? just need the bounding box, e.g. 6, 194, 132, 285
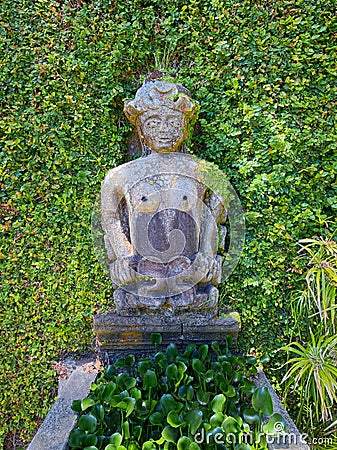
101, 80, 226, 316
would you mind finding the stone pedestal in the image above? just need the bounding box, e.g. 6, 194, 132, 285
93, 310, 240, 360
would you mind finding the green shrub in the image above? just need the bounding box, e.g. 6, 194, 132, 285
1, 0, 336, 445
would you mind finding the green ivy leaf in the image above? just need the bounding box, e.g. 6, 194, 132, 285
81, 398, 96, 411
211, 394, 226, 413
166, 343, 179, 362
149, 412, 164, 425
197, 344, 209, 361
162, 425, 179, 443
184, 344, 197, 358
263, 413, 286, 435
122, 420, 130, 439
130, 387, 142, 400
178, 384, 194, 401
101, 382, 116, 402
125, 397, 136, 417
185, 409, 203, 435
68, 428, 86, 448
142, 441, 156, 450
82, 434, 98, 447
177, 436, 192, 450
71, 399, 82, 414
252, 387, 273, 416
196, 389, 210, 405
160, 394, 177, 415
166, 363, 178, 381
78, 414, 97, 433
143, 370, 158, 389
210, 412, 224, 427
137, 360, 153, 376
117, 373, 137, 390
109, 433, 123, 446
189, 444, 201, 450
192, 359, 206, 374
133, 425, 142, 441
105, 366, 116, 380
167, 410, 185, 428
151, 333, 163, 345
241, 379, 256, 395
211, 341, 222, 355
225, 385, 236, 398
90, 404, 104, 422
222, 416, 241, 434
125, 354, 136, 367
243, 408, 260, 424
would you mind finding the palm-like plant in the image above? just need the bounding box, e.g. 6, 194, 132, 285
296, 235, 337, 334
281, 230, 337, 439
281, 333, 337, 424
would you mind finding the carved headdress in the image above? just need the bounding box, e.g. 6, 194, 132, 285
124, 80, 198, 126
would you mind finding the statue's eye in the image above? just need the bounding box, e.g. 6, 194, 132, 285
168, 118, 179, 127
146, 119, 160, 128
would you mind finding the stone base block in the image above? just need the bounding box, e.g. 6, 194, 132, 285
93, 311, 240, 358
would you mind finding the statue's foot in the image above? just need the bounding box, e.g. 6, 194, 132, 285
137, 278, 169, 298
114, 289, 166, 315
167, 288, 195, 307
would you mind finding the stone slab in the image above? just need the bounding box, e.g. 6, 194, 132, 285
254, 369, 310, 450
93, 311, 240, 355
27, 363, 98, 450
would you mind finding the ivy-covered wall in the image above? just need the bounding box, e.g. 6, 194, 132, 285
1, 0, 336, 445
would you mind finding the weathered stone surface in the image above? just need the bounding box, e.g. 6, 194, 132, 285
100, 80, 227, 314
27, 364, 97, 450
93, 310, 240, 355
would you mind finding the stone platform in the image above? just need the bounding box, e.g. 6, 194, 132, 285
93, 310, 240, 359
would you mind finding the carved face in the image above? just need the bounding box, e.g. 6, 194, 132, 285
139, 107, 186, 153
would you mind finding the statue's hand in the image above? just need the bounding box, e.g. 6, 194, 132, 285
109, 256, 138, 286
193, 252, 216, 283
174, 253, 215, 285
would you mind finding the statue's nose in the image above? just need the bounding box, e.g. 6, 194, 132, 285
159, 120, 170, 132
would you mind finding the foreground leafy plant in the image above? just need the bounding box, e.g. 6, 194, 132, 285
290, 233, 337, 338
281, 333, 337, 424
281, 230, 337, 437
69, 341, 285, 450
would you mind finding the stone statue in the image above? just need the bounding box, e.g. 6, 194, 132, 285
100, 80, 227, 316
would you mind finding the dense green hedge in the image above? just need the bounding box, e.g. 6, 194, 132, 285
1, 0, 336, 446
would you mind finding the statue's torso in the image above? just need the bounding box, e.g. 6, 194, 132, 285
117, 153, 206, 262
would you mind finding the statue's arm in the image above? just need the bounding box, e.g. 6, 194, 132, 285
199, 190, 225, 255
101, 170, 133, 260
196, 190, 226, 284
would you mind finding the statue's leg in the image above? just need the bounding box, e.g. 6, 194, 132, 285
136, 257, 169, 299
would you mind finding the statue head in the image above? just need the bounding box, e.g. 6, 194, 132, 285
124, 81, 199, 154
